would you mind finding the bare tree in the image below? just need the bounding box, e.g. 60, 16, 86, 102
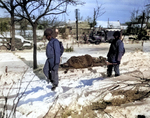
145, 4, 150, 27
130, 9, 139, 23
15, 0, 84, 69
0, 0, 19, 51
88, 0, 105, 29
38, 16, 63, 30
19, 18, 28, 36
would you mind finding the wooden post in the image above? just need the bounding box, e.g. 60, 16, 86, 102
5, 66, 8, 76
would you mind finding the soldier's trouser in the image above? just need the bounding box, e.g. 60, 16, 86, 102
107, 64, 120, 77
49, 69, 58, 87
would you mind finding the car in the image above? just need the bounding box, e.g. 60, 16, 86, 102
88, 29, 122, 44
0, 34, 32, 50
88, 35, 101, 44
88, 31, 102, 44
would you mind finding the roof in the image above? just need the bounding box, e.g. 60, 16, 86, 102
66, 20, 122, 29
0, 34, 26, 43
105, 28, 121, 31
121, 25, 128, 30
96, 21, 121, 29
131, 24, 146, 28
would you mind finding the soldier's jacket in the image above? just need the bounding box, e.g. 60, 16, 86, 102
107, 39, 125, 63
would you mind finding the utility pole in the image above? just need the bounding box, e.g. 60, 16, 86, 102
0, 22, 2, 34
75, 9, 78, 41
141, 11, 145, 31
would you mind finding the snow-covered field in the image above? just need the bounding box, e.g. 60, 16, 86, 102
0, 41, 150, 118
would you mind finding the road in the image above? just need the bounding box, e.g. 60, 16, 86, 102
14, 40, 150, 67
71, 41, 150, 55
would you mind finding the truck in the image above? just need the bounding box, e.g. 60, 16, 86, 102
0, 34, 32, 50
88, 29, 122, 44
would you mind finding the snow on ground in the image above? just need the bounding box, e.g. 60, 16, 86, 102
0, 41, 150, 118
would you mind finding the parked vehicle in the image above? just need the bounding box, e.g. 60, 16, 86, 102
0, 34, 32, 50
88, 35, 101, 44
103, 29, 122, 42
88, 29, 121, 44
88, 30, 102, 44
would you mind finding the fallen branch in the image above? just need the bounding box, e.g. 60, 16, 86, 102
43, 95, 59, 118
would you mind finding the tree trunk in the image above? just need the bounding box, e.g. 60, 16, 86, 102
32, 24, 37, 69
11, 13, 15, 51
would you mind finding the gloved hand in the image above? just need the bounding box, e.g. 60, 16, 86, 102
52, 64, 59, 71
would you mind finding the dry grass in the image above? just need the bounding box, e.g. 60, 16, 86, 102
110, 89, 150, 106
44, 82, 150, 118
56, 89, 150, 117
60, 106, 98, 118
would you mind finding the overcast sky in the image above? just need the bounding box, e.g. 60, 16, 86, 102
63, 0, 150, 23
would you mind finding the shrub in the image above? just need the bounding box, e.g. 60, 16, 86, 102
64, 46, 73, 52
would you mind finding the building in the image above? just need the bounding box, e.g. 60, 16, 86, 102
96, 20, 121, 29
